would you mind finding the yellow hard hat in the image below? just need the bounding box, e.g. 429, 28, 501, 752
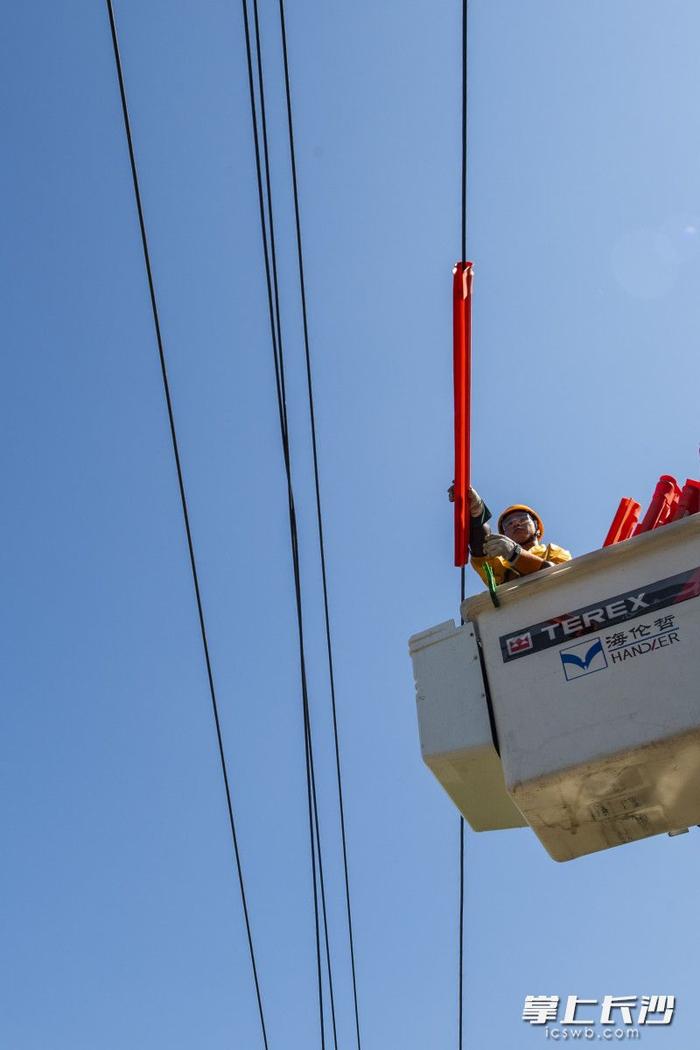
498, 504, 545, 539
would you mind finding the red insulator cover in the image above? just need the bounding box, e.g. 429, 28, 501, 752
670, 478, 700, 521
453, 262, 474, 567
603, 497, 641, 547
633, 474, 682, 535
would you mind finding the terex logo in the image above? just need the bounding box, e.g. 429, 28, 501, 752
506, 633, 533, 656
539, 593, 649, 644
499, 566, 700, 664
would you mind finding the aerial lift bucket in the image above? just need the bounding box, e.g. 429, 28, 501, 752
409, 514, 700, 861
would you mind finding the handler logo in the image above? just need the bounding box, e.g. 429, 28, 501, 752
560, 637, 607, 681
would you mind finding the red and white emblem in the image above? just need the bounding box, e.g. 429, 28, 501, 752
506, 632, 533, 656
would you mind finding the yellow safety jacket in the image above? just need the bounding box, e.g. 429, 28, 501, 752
471, 542, 572, 587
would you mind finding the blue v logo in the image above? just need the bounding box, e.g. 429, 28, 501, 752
560, 638, 608, 681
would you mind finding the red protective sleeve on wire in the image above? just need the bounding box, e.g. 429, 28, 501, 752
670, 478, 700, 521
634, 474, 682, 535
603, 497, 641, 547
453, 262, 473, 567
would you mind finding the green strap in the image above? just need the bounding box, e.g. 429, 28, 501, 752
484, 563, 500, 608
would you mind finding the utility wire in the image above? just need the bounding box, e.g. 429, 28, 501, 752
277, 2, 364, 1047
461, 0, 468, 264
250, 0, 341, 1027
307, 719, 340, 1050
104, 2, 269, 1047
240, 0, 339, 1045
250, 0, 288, 432
248, 0, 337, 1037
458, 0, 469, 1048
459, 817, 465, 1050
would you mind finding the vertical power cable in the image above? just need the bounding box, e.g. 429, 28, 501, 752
461, 0, 468, 265
458, 0, 469, 1048
458, 817, 465, 1049
277, 2, 364, 1047
103, 2, 269, 1047
239, 0, 338, 1045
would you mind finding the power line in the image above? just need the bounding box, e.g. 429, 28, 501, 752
308, 719, 340, 1050
277, 2, 364, 1046
461, 0, 469, 263
459, 0, 469, 1048
239, 0, 338, 1045
458, 818, 465, 1049
103, 2, 269, 1046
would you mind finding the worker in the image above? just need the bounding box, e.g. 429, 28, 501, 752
449, 484, 571, 586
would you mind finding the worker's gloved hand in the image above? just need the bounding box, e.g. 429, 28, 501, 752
448, 483, 484, 512
484, 533, 520, 562
448, 484, 485, 517
468, 486, 483, 516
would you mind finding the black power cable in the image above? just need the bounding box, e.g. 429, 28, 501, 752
307, 719, 340, 1050
458, 817, 465, 1049
461, 0, 469, 265
458, 1, 469, 1048
103, 2, 269, 1047
239, 1, 340, 1046
277, 3, 364, 1048
253, 0, 342, 1034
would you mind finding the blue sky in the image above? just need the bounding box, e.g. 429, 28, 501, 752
2, 1, 699, 1047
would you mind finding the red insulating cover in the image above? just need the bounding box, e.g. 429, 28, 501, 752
670, 478, 700, 521
453, 262, 474, 567
633, 474, 682, 535
603, 497, 641, 547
